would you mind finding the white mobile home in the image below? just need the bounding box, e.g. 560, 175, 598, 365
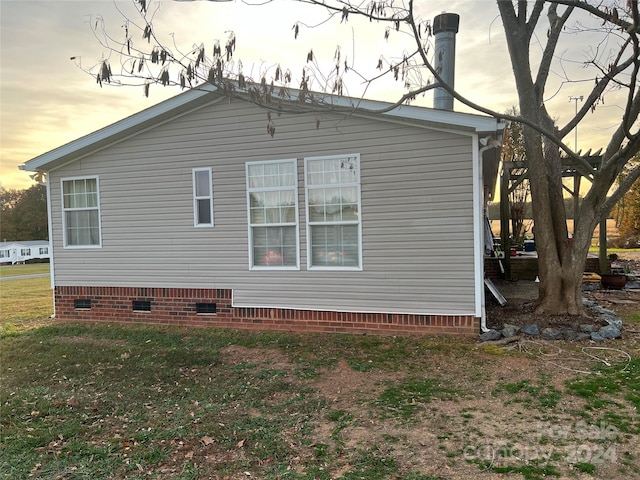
0, 241, 50, 264
21, 85, 503, 336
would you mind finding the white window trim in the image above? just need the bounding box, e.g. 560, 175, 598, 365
304, 153, 363, 271
246, 159, 300, 271
192, 167, 214, 228
61, 175, 103, 249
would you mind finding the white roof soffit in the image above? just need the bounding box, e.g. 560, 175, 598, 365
21, 83, 503, 172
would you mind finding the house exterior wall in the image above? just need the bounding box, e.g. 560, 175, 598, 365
47, 99, 480, 332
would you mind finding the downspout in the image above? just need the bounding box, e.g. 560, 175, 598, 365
45, 174, 56, 318
478, 138, 503, 332
479, 145, 493, 333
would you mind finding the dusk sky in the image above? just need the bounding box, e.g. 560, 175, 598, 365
1, 0, 630, 190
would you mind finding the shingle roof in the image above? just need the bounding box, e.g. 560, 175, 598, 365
0, 240, 50, 248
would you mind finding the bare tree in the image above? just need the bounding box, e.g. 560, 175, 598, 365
80, 0, 640, 316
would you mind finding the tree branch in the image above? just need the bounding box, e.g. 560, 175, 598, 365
534, 3, 574, 94
557, 51, 635, 139
602, 159, 640, 214
549, 0, 639, 31
81, 0, 639, 178
527, 0, 546, 37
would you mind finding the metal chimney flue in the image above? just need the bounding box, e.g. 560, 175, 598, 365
433, 12, 460, 111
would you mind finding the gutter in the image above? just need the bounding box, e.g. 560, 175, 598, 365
478, 139, 503, 333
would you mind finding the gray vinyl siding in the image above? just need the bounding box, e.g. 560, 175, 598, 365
49, 99, 478, 316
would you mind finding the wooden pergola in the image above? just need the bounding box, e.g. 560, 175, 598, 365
498, 149, 608, 280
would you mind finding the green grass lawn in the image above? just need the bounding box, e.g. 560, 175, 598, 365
0, 276, 52, 325
0, 263, 50, 277
589, 247, 640, 254
1, 268, 639, 479
1, 321, 638, 480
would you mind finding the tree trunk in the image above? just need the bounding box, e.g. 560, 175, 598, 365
498, 2, 596, 317
522, 112, 597, 315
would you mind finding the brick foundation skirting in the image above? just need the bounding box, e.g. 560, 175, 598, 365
54, 286, 480, 336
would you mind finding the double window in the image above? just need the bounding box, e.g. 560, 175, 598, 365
193, 168, 214, 227
246, 159, 299, 269
62, 177, 101, 248
245, 154, 361, 270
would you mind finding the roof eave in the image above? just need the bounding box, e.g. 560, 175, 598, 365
21, 85, 220, 172
21, 84, 504, 173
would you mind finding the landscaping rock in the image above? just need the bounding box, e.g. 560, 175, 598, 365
582, 283, 600, 292
601, 315, 623, 329
486, 271, 631, 343
480, 329, 502, 341
592, 305, 616, 316
501, 324, 520, 338
541, 327, 563, 341
598, 325, 622, 339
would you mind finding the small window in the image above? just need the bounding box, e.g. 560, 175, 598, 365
74, 299, 91, 309
39, 247, 49, 255
21, 248, 30, 256
132, 300, 151, 312
0, 250, 8, 258
193, 168, 214, 227
196, 303, 217, 314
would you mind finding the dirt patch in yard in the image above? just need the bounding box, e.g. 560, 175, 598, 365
303, 336, 640, 480
220, 345, 293, 369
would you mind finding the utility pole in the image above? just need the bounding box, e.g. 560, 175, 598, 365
568, 95, 583, 151
568, 95, 584, 236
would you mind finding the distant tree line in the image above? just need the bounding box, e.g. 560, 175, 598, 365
0, 185, 48, 241
488, 176, 640, 249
